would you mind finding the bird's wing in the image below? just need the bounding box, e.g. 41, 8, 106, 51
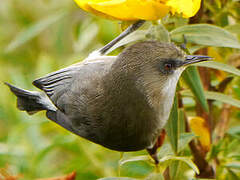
33, 56, 116, 106
82, 55, 116, 64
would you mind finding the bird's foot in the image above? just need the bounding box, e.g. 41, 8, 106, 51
146, 129, 166, 165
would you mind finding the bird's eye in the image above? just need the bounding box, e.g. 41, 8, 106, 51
157, 60, 176, 75
164, 63, 173, 71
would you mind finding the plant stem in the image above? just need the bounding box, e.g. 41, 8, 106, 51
188, 0, 215, 178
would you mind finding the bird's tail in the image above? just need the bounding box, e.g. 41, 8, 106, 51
5, 83, 57, 115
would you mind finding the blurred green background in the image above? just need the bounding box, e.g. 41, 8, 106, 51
1, 0, 240, 180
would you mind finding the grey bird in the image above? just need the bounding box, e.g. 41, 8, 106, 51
6, 41, 211, 163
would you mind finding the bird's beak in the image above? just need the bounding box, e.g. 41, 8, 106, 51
182, 55, 212, 66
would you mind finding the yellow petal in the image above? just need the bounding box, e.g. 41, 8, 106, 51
166, 0, 201, 17
74, 0, 119, 20
74, 0, 201, 20
74, 0, 170, 20
188, 116, 211, 152
88, 0, 170, 20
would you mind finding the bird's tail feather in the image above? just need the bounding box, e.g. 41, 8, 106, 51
5, 82, 57, 115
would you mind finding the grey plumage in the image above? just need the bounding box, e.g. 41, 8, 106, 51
6, 41, 211, 154
5, 82, 57, 114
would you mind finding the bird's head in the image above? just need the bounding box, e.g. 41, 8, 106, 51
117, 41, 211, 77
115, 41, 211, 108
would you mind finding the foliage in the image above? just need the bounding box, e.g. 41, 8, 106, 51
0, 0, 240, 180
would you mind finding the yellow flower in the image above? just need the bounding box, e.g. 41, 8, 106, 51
188, 116, 211, 152
166, 0, 201, 18
74, 0, 201, 21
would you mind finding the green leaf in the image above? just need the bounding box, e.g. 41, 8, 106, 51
178, 108, 185, 134
191, 178, 216, 180
178, 133, 195, 153
159, 156, 199, 174
181, 90, 240, 108
226, 170, 239, 180
146, 22, 170, 43
181, 66, 209, 112
169, 161, 180, 180
169, 133, 195, 180
156, 22, 170, 43
202, 91, 240, 108
166, 95, 179, 154
119, 155, 150, 166
225, 24, 240, 34
6, 11, 67, 52
144, 173, 164, 180
228, 155, 240, 161
170, 24, 240, 49
194, 61, 240, 76
157, 133, 195, 158
157, 142, 173, 157
188, 45, 205, 54
119, 155, 199, 175
98, 178, 137, 180
34, 144, 56, 165
225, 162, 240, 169
228, 126, 240, 136
106, 30, 146, 54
